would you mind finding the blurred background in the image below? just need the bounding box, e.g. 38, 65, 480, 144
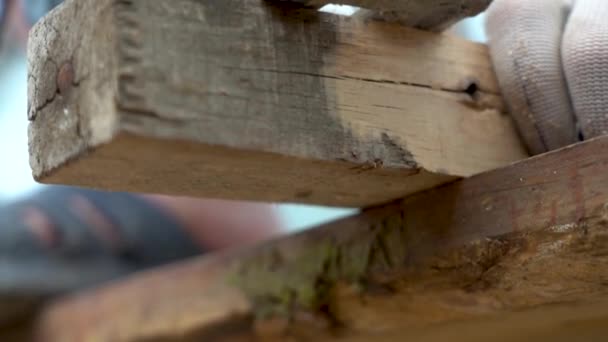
0, 2, 485, 232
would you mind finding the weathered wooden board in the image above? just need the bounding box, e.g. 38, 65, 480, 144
344, 299, 608, 342
27, 0, 526, 207
31, 136, 608, 341
32, 298, 608, 341
277, 0, 493, 30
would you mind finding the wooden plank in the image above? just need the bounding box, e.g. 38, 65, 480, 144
344, 299, 608, 342
32, 298, 608, 341
27, 0, 527, 207
31, 136, 608, 341
277, 0, 493, 30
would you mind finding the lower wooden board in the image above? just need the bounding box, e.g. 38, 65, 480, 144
28, 136, 608, 341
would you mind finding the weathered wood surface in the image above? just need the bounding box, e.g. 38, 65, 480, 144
277, 0, 493, 30
32, 298, 608, 341
345, 299, 608, 342
31, 136, 608, 341
28, 0, 526, 207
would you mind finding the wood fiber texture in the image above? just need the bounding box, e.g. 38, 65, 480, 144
27, 0, 526, 207
32, 137, 608, 341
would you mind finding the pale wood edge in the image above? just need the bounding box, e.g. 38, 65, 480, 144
37, 132, 457, 207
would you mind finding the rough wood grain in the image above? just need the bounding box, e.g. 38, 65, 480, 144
276, 0, 493, 30
32, 136, 608, 341
343, 299, 608, 342
27, 0, 527, 207
30, 298, 608, 341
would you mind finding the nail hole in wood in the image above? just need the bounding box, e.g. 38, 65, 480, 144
465, 82, 478, 98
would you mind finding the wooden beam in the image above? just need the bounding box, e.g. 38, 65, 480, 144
32, 299, 608, 341
277, 0, 493, 30
32, 136, 608, 341
344, 299, 608, 342
27, 0, 527, 207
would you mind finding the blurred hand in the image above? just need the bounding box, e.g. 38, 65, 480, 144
143, 195, 283, 250
0, 188, 283, 326
486, 0, 608, 155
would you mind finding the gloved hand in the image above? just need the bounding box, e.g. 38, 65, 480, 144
486, 0, 608, 155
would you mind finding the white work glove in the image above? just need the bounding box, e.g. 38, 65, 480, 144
486, 0, 608, 155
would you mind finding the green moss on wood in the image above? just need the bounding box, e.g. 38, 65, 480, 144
226, 209, 410, 318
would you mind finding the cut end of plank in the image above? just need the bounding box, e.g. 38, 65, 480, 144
27, 0, 119, 179
28, 0, 527, 207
